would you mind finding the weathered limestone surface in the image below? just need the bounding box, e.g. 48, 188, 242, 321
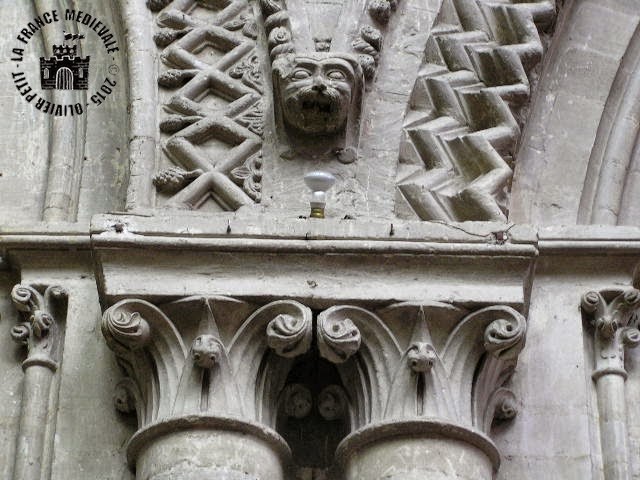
2, 1, 640, 479
510, 0, 640, 225
0, 270, 22, 480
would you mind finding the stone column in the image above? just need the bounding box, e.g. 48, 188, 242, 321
581, 289, 640, 480
317, 303, 526, 480
101, 296, 313, 479
10, 284, 67, 480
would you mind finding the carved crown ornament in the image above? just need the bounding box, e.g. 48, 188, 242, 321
102, 295, 526, 474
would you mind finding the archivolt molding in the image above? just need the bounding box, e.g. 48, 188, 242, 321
396, 0, 556, 222
146, 0, 265, 211
579, 22, 640, 226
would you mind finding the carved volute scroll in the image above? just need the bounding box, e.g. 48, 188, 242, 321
229, 299, 313, 425
319, 301, 528, 479
102, 298, 188, 427
11, 284, 68, 371
102, 297, 314, 429
442, 305, 527, 433
317, 305, 401, 427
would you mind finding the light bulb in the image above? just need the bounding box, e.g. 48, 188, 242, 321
304, 171, 336, 218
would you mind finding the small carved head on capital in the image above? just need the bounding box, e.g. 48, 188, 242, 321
407, 342, 437, 373
273, 53, 363, 136
192, 334, 224, 369
282, 383, 313, 419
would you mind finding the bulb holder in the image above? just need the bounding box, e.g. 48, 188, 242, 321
310, 207, 325, 218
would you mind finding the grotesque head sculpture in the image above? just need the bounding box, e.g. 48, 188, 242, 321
273, 53, 362, 136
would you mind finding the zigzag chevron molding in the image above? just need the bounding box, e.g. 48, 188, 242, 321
396, 0, 556, 221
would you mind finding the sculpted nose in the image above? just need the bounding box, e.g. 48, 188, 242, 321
312, 77, 327, 92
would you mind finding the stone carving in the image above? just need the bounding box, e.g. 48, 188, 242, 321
396, 0, 556, 221
102, 296, 312, 476
266, 311, 313, 358
318, 302, 527, 479
260, 0, 372, 164
406, 341, 437, 373
368, 0, 396, 24
152, 166, 203, 194
282, 383, 313, 419
314, 303, 520, 427
581, 288, 640, 480
230, 150, 263, 201
148, 0, 265, 211
191, 334, 224, 369
317, 384, 349, 421
317, 310, 362, 363
100, 296, 528, 478
11, 284, 68, 371
10, 284, 68, 480
351, 25, 382, 80
274, 54, 360, 136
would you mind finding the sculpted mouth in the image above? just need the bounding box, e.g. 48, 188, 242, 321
301, 95, 336, 114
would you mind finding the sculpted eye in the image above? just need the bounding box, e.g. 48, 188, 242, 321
327, 70, 346, 81
292, 69, 311, 80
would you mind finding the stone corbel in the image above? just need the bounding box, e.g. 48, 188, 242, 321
102, 296, 312, 479
581, 289, 640, 480
10, 284, 68, 480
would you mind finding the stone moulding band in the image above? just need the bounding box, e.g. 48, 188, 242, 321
333, 418, 501, 471
125, 414, 292, 468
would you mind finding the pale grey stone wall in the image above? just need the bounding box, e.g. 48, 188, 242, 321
2, 1, 640, 479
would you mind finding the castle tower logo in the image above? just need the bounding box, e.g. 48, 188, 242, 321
9, 8, 120, 117
40, 32, 90, 91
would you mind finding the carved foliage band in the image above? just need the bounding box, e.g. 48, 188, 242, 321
102, 297, 527, 460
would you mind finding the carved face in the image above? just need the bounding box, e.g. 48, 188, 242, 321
276, 54, 358, 135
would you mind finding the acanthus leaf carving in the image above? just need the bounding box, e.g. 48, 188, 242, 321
228, 299, 313, 425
